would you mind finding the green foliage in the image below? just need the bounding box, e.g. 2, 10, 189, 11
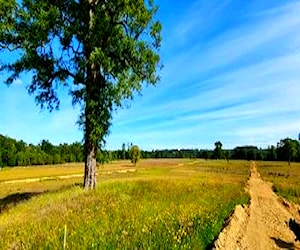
1, 133, 300, 167
96, 150, 111, 165
1, 0, 162, 187
266, 145, 277, 161
130, 145, 140, 166
232, 146, 260, 160
0, 134, 83, 167
40, 140, 54, 155
122, 143, 127, 160
2, 139, 17, 166
213, 141, 223, 159
276, 138, 300, 164
0, 0, 161, 157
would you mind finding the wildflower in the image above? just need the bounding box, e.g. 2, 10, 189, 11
122, 230, 128, 237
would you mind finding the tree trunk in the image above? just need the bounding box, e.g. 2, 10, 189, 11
83, 1, 99, 189
84, 139, 97, 189
83, 71, 98, 189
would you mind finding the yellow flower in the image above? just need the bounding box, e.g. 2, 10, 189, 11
122, 230, 128, 237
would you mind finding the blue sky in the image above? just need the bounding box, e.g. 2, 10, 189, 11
1, 0, 300, 150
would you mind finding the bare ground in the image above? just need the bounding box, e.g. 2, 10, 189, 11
214, 161, 300, 250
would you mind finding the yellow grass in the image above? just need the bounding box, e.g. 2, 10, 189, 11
0, 159, 250, 249
258, 161, 300, 204
0, 163, 84, 182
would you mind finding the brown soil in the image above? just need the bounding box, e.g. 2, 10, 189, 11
214, 161, 300, 250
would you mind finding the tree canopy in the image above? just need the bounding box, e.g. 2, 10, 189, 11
277, 138, 300, 165
0, 0, 162, 188
130, 145, 140, 167
0, 134, 84, 167
213, 141, 223, 159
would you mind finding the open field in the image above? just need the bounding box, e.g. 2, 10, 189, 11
0, 161, 141, 182
0, 159, 250, 249
0, 163, 84, 182
0, 161, 139, 198
258, 161, 300, 204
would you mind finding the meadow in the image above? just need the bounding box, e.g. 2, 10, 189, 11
0, 159, 250, 249
258, 161, 300, 204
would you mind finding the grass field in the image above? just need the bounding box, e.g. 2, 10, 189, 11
0, 161, 141, 198
258, 161, 300, 204
0, 161, 140, 182
0, 159, 250, 249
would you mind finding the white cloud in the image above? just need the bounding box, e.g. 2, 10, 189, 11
13, 79, 22, 85
109, 1, 300, 150
161, 1, 300, 87
2, 1, 300, 150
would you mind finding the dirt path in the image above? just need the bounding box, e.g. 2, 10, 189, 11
214, 161, 300, 250
2, 168, 137, 185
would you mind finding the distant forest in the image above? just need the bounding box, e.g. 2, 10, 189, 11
0, 134, 299, 167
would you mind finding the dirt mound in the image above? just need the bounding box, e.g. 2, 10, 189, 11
214, 162, 300, 250
214, 204, 249, 249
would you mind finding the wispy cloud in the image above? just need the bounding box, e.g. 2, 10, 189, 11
161, 2, 300, 88
108, 0, 300, 149
13, 79, 22, 85
1, 0, 300, 150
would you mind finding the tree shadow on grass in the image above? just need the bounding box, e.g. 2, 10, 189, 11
0, 192, 42, 213
0, 182, 83, 214
271, 237, 294, 250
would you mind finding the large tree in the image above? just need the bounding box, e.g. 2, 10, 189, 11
0, 0, 162, 188
277, 138, 300, 165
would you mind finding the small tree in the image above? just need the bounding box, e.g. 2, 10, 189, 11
213, 141, 223, 159
130, 145, 140, 167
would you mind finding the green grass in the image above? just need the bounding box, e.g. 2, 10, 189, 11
0, 159, 250, 249
258, 161, 300, 204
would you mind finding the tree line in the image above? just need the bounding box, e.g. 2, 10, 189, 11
0, 134, 300, 168
105, 138, 300, 164
139, 138, 300, 164
0, 135, 83, 167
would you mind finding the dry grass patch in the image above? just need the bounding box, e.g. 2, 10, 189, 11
258, 161, 300, 204
0, 163, 84, 182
